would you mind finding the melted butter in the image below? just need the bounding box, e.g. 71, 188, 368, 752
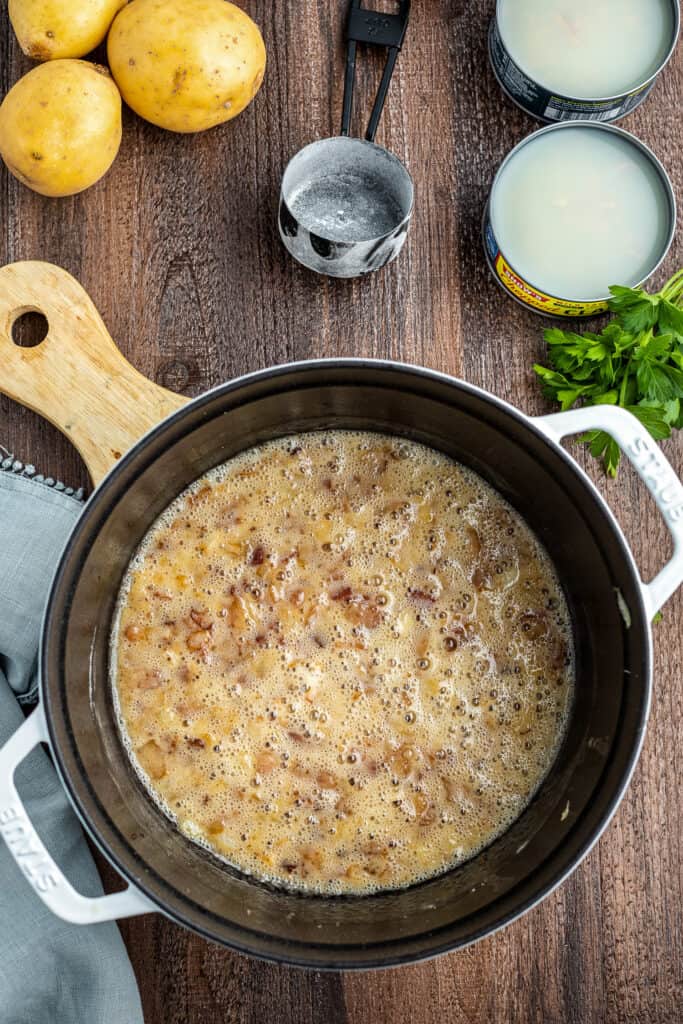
111, 432, 574, 894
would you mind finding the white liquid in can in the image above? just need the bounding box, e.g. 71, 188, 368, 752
490, 127, 671, 302
498, 0, 675, 99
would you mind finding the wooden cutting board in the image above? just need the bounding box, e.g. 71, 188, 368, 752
0, 261, 185, 483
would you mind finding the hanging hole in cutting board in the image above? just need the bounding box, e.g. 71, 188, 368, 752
11, 310, 49, 348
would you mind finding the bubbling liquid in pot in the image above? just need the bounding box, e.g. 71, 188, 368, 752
111, 432, 574, 895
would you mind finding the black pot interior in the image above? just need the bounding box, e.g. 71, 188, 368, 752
43, 363, 650, 967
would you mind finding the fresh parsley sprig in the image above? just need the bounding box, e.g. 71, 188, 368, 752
534, 269, 683, 476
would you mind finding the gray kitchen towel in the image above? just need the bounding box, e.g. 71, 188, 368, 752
0, 461, 144, 1024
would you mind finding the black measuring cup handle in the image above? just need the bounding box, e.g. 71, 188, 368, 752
340, 0, 411, 143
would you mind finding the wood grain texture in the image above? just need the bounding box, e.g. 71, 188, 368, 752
1, 1, 682, 1021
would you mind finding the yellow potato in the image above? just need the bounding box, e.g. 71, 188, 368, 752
0, 60, 122, 197
107, 0, 266, 133
9, 0, 127, 61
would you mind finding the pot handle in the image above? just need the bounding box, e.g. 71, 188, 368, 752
0, 707, 154, 924
534, 405, 683, 618
0, 261, 187, 486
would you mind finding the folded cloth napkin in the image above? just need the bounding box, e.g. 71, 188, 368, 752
0, 457, 144, 1024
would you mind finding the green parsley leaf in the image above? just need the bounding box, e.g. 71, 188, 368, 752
534, 268, 683, 476
633, 332, 673, 360
628, 403, 673, 441
636, 361, 676, 403
608, 285, 660, 332
662, 364, 683, 396
639, 398, 682, 426
659, 300, 683, 340
590, 390, 619, 405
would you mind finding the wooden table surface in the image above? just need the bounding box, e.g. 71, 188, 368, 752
2, 2, 682, 1021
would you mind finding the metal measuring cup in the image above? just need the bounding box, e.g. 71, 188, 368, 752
279, 1, 413, 279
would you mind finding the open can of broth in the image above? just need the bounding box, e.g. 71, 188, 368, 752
489, 0, 680, 124
483, 122, 676, 318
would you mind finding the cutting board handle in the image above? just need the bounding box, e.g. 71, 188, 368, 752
0, 261, 187, 485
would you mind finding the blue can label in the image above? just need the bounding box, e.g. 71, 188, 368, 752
489, 19, 654, 124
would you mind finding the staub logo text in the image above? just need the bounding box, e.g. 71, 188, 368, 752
629, 437, 683, 524
0, 805, 60, 892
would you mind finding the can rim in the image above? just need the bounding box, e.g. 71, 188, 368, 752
486, 121, 677, 310
493, 0, 681, 105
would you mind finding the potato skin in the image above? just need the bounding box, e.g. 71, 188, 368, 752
0, 60, 122, 197
9, 0, 128, 61
107, 0, 266, 133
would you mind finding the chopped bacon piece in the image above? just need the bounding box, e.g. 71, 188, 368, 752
250, 546, 266, 566
190, 608, 213, 630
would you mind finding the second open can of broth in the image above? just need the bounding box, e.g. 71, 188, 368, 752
483, 122, 676, 318
489, 0, 680, 124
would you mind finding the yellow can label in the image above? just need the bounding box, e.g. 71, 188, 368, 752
484, 220, 609, 317
494, 251, 609, 318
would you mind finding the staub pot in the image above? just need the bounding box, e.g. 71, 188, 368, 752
1, 263, 682, 969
